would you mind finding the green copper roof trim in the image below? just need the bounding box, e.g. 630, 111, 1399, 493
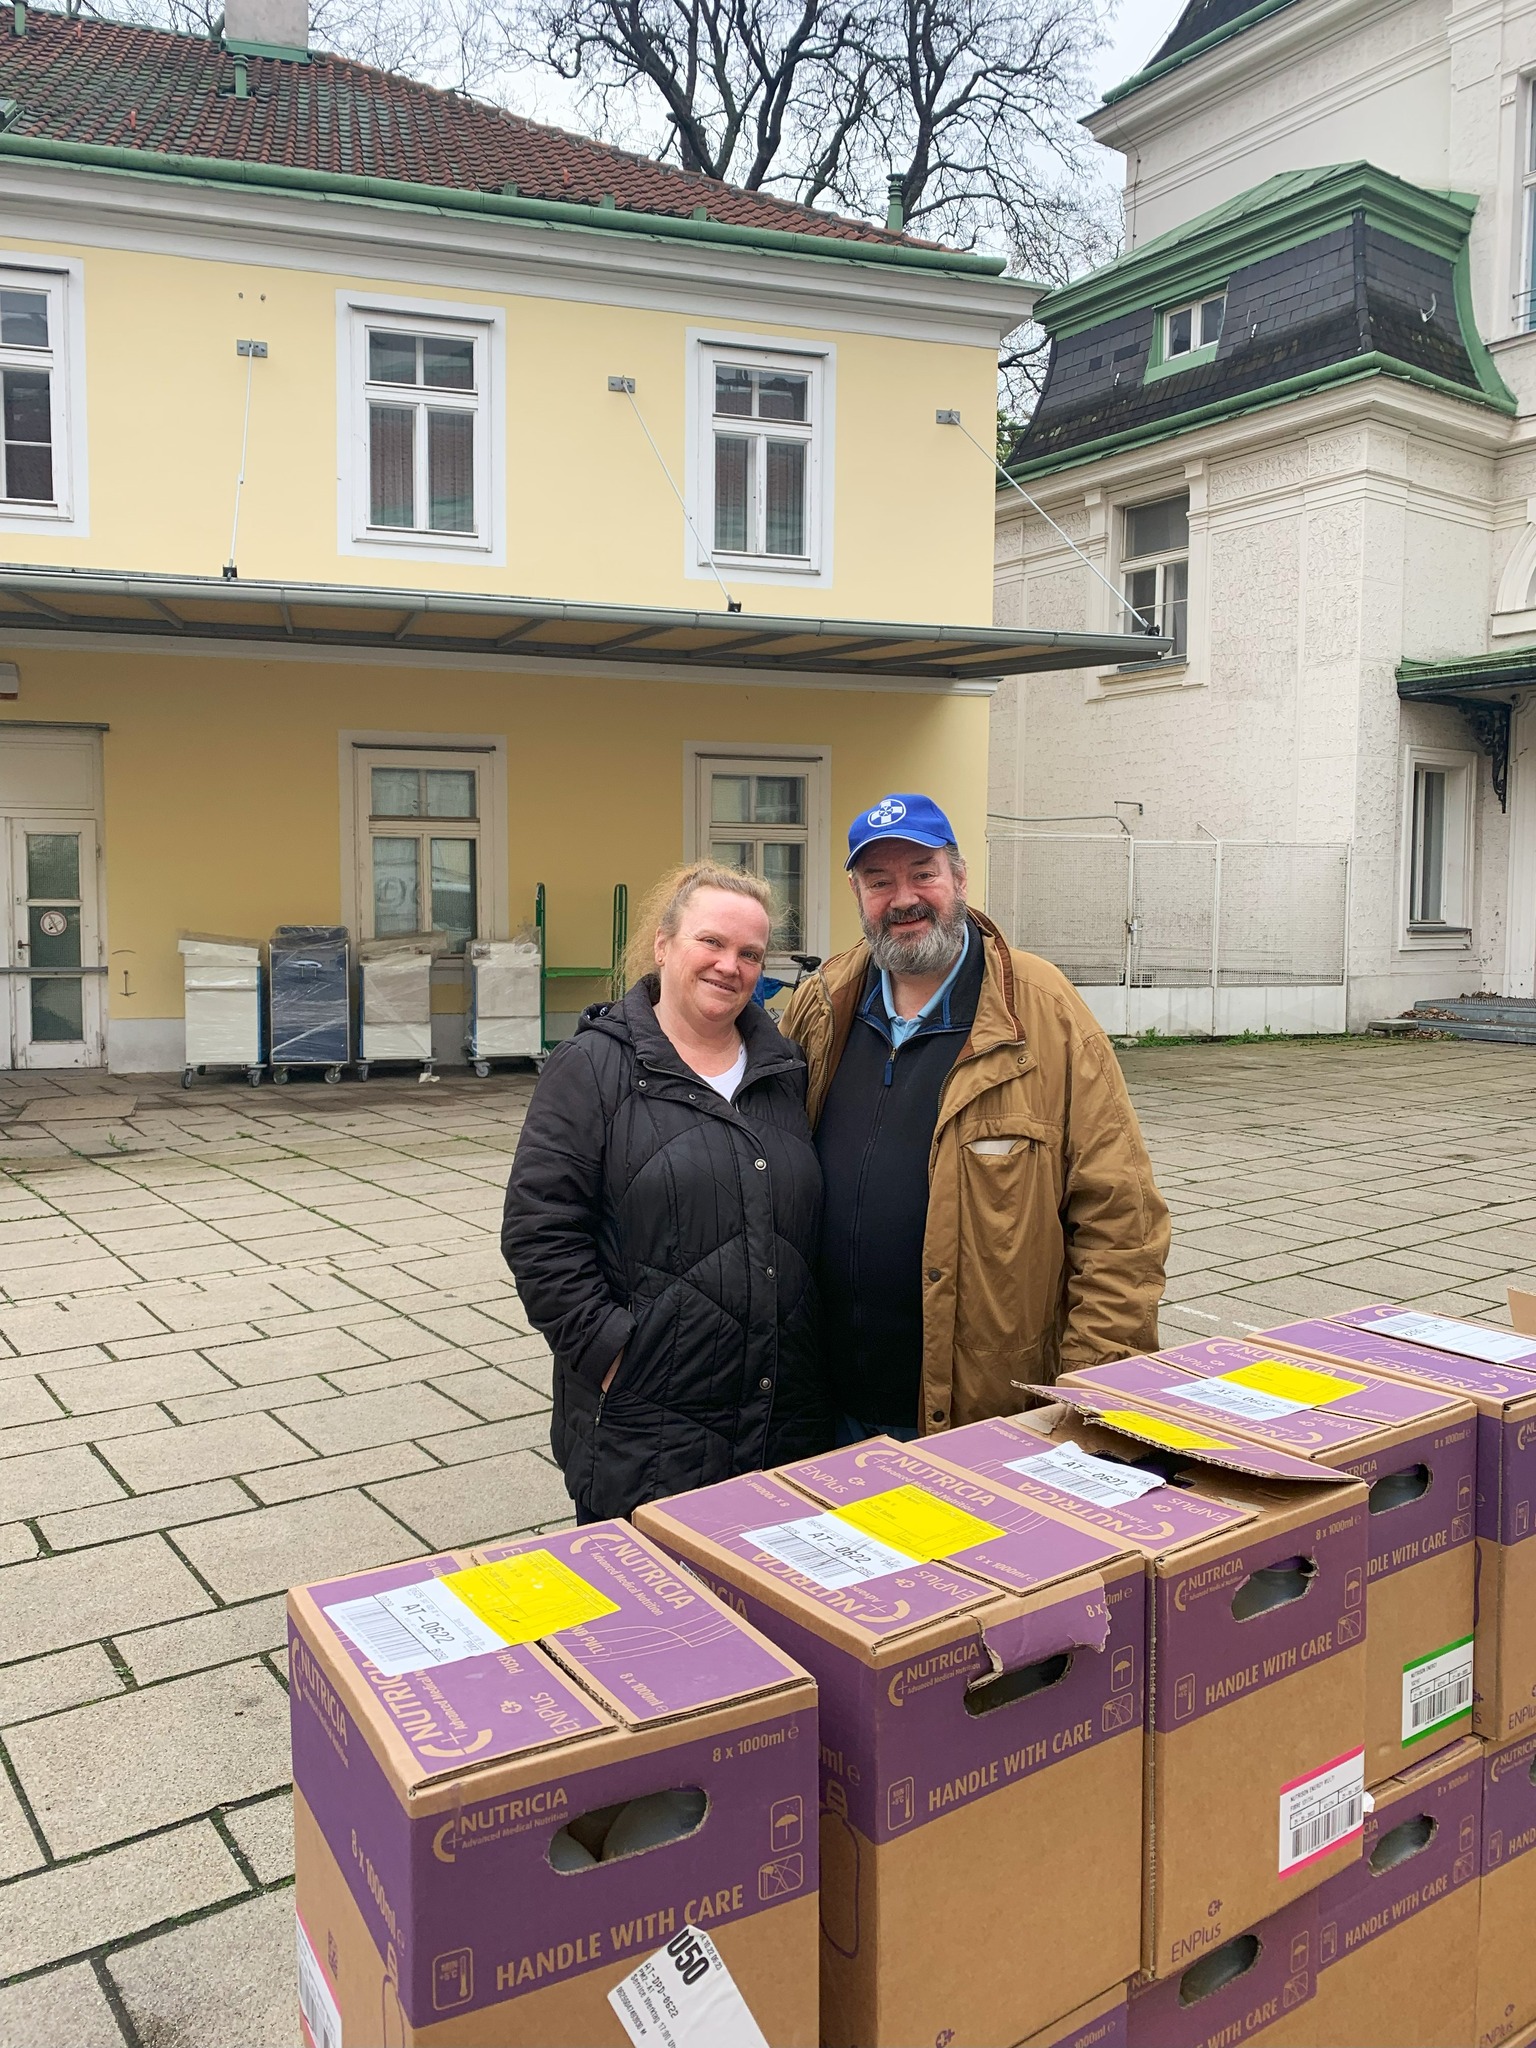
0, 130, 1014, 280
1004, 351, 1512, 484
1398, 647, 1536, 691
1099, 0, 1302, 107
1035, 166, 1480, 338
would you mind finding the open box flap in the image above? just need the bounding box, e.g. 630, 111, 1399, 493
1061, 1355, 1403, 1453
1154, 1337, 1458, 1427
973, 1578, 1112, 1680
1034, 1384, 1358, 1485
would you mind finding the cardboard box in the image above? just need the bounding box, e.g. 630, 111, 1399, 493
1478, 1726, 1536, 2047
934, 1393, 1369, 1976
1257, 1735, 1481, 2048
1020, 1983, 1129, 2048
1125, 1895, 1319, 2048
1059, 1340, 1476, 1784
289, 1523, 818, 2047
634, 1438, 1148, 2047
1256, 1305, 1536, 1741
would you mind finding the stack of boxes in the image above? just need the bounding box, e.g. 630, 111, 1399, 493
287, 1299, 1536, 2048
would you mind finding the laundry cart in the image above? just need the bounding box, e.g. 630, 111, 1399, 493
463, 931, 542, 1075
269, 925, 351, 1083
178, 933, 264, 1087
357, 935, 438, 1080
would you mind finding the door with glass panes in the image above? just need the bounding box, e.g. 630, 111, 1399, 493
6, 819, 103, 1067
701, 759, 812, 961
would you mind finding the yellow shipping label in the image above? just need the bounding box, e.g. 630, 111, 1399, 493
442, 1552, 619, 1644
833, 1483, 1002, 1562
1098, 1409, 1230, 1453
1220, 1358, 1365, 1407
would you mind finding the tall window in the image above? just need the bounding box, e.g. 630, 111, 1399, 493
364, 759, 482, 953
699, 345, 824, 571
1404, 752, 1473, 937
1122, 493, 1189, 659
364, 327, 479, 536
1522, 88, 1536, 331
0, 273, 63, 508
690, 750, 829, 958
1163, 292, 1225, 359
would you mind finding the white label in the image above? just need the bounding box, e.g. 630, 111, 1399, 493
296, 1914, 343, 2048
1402, 1638, 1474, 1743
1370, 1311, 1534, 1367
1278, 1749, 1365, 1875
1009, 1441, 1165, 1508
742, 1511, 916, 1590
324, 1578, 506, 1677
609, 1925, 769, 2048
1164, 1376, 1306, 1423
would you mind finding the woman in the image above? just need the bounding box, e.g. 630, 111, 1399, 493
501, 861, 830, 1522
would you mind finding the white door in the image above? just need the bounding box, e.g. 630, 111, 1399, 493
7, 818, 103, 1068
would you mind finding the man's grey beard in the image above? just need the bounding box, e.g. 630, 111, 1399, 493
862, 897, 969, 976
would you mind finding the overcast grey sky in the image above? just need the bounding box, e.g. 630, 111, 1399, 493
1090, 0, 1187, 100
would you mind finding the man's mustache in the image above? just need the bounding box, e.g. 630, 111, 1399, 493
882, 904, 938, 929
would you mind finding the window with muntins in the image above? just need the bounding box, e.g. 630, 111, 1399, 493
1163, 293, 1225, 358
359, 320, 483, 540
1121, 493, 1189, 660
1522, 87, 1536, 332
0, 272, 64, 509
706, 353, 818, 565
364, 759, 482, 954
1409, 765, 1450, 925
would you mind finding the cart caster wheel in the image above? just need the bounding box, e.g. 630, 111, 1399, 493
356, 1063, 370, 1082
246, 1068, 263, 1086
324, 1065, 342, 1085
181, 1066, 193, 1090
272, 1067, 289, 1085
473, 1060, 491, 1078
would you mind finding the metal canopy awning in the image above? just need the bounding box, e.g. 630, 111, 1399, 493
0, 565, 1169, 682
1397, 651, 1536, 811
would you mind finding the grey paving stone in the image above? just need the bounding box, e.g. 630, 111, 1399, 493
225, 1790, 293, 1883
202, 1326, 386, 1386
426, 1364, 546, 1421
0, 1767, 44, 1878
0, 1521, 36, 1564
114, 1597, 288, 1685
0, 1404, 174, 1460
243, 1440, 436, 1504
39, 1479, 253, 1552
418, 1415, 551, 1464
474, 1334, 553, 1395
107, 1882, 295, 2048
0, 1377, 64, 1428
8, 1661, 291, 1856
165, 1376, 336, 1423
273, 1382, 477, 1455
173, 1491, 422, 1601
125, 1277, 315, 1329
0, 1822, 248, 1977
0, 1445, 126, 1521
2, 1255, 140, 1297
368, 1449, 571, 1547
99, 1415, 313, 1492
0, 1963, 126, 2048
0, 1536, 212, 1662
0, 1643, 123, 1726
40, 1352, 232, 1414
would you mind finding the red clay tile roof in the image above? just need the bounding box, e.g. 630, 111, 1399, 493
0, 7, 924, 248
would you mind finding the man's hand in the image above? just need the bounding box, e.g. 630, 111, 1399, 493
602, 1349, 624, 1393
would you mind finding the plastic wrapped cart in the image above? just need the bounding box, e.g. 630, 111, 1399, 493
269, 925, 351, 1082
357, 935, 437, 1079
463, 932, 541, 1075
178, 933, 264, 1087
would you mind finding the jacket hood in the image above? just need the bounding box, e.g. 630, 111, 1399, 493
576, 976, 803, 1080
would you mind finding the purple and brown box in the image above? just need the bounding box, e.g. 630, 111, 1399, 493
1255, 1305, 1536, 1741
1478, 1726, 1536, 2048
633, 1438, 1147, 2048
1020, 1983, 1130, 2048
1258, 1733, 1481, 2048
288, 1522, 818, 2048
1125, 1893, 1319, 2048
934, 1394, 1369, 1978
1058, 1340, 1476, 1786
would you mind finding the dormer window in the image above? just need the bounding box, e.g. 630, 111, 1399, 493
1164, 293, 1225, 359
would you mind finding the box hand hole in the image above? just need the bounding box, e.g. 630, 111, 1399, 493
1178, 1933, 1261, 2008
964, 1650, 1073, 1717
547, 1788, 707, 1872
1230, 1556, 1316, 1621
1369, 1813, 1436, 1874
1368, 1464, 1430, 1514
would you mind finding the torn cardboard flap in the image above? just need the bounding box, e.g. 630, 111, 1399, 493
971, 1576, 1112, 1686
1035, 1385, 1359, 1487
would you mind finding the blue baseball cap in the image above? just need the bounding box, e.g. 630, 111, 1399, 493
845, 793, 957, 869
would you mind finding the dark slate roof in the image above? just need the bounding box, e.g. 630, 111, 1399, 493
0, 6, 919, 248
1100, 0, 1301, 105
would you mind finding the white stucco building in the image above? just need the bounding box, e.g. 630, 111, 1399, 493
991, 0, 1536, 1032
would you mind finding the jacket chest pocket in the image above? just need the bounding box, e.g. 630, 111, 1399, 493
953, 1113, 1062, 1218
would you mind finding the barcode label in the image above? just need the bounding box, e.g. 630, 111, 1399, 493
1164, 1376, 1305, 1423
610, 1924, 769, 2048
1009, 1442, 1164, 1508
1278, 1747, 1365, 1875
1370, 1310, 1535, 1366
325, 1578, 505, 1677
296, 1913, 343, 2048
1402, 1636, 1474, 1742
742, 1511, 916, 1590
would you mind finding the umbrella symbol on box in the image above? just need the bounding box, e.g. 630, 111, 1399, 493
770, 1796, 803, 1849
759, 1853, 804, 1900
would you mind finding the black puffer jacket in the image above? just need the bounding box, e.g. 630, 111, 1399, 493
501, 978, 831, 1519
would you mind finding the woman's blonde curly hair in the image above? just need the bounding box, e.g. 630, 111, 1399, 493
625, 861, 776, 987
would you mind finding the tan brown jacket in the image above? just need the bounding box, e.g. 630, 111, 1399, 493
781, 912, 1170, 1433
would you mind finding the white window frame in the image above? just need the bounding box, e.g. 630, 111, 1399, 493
1400, 744, 1476, 948
340, 734, 509, 956
686, 331, 834, 588
337, 292, 505, 565
684, 742, 831, 969
1117, 489, 1189, 665
0, 255, 88, 536
1519, 81, 1536, 334
1162, 292, 1226, 360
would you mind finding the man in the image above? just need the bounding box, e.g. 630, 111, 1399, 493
781, 792, 1169, 1442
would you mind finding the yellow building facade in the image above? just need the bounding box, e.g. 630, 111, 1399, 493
0, 7, 1141, 1073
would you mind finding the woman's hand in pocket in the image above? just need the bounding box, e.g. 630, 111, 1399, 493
602, 1348, 625, 1393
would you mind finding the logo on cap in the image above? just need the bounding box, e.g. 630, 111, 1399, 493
867, 798, 907, 827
